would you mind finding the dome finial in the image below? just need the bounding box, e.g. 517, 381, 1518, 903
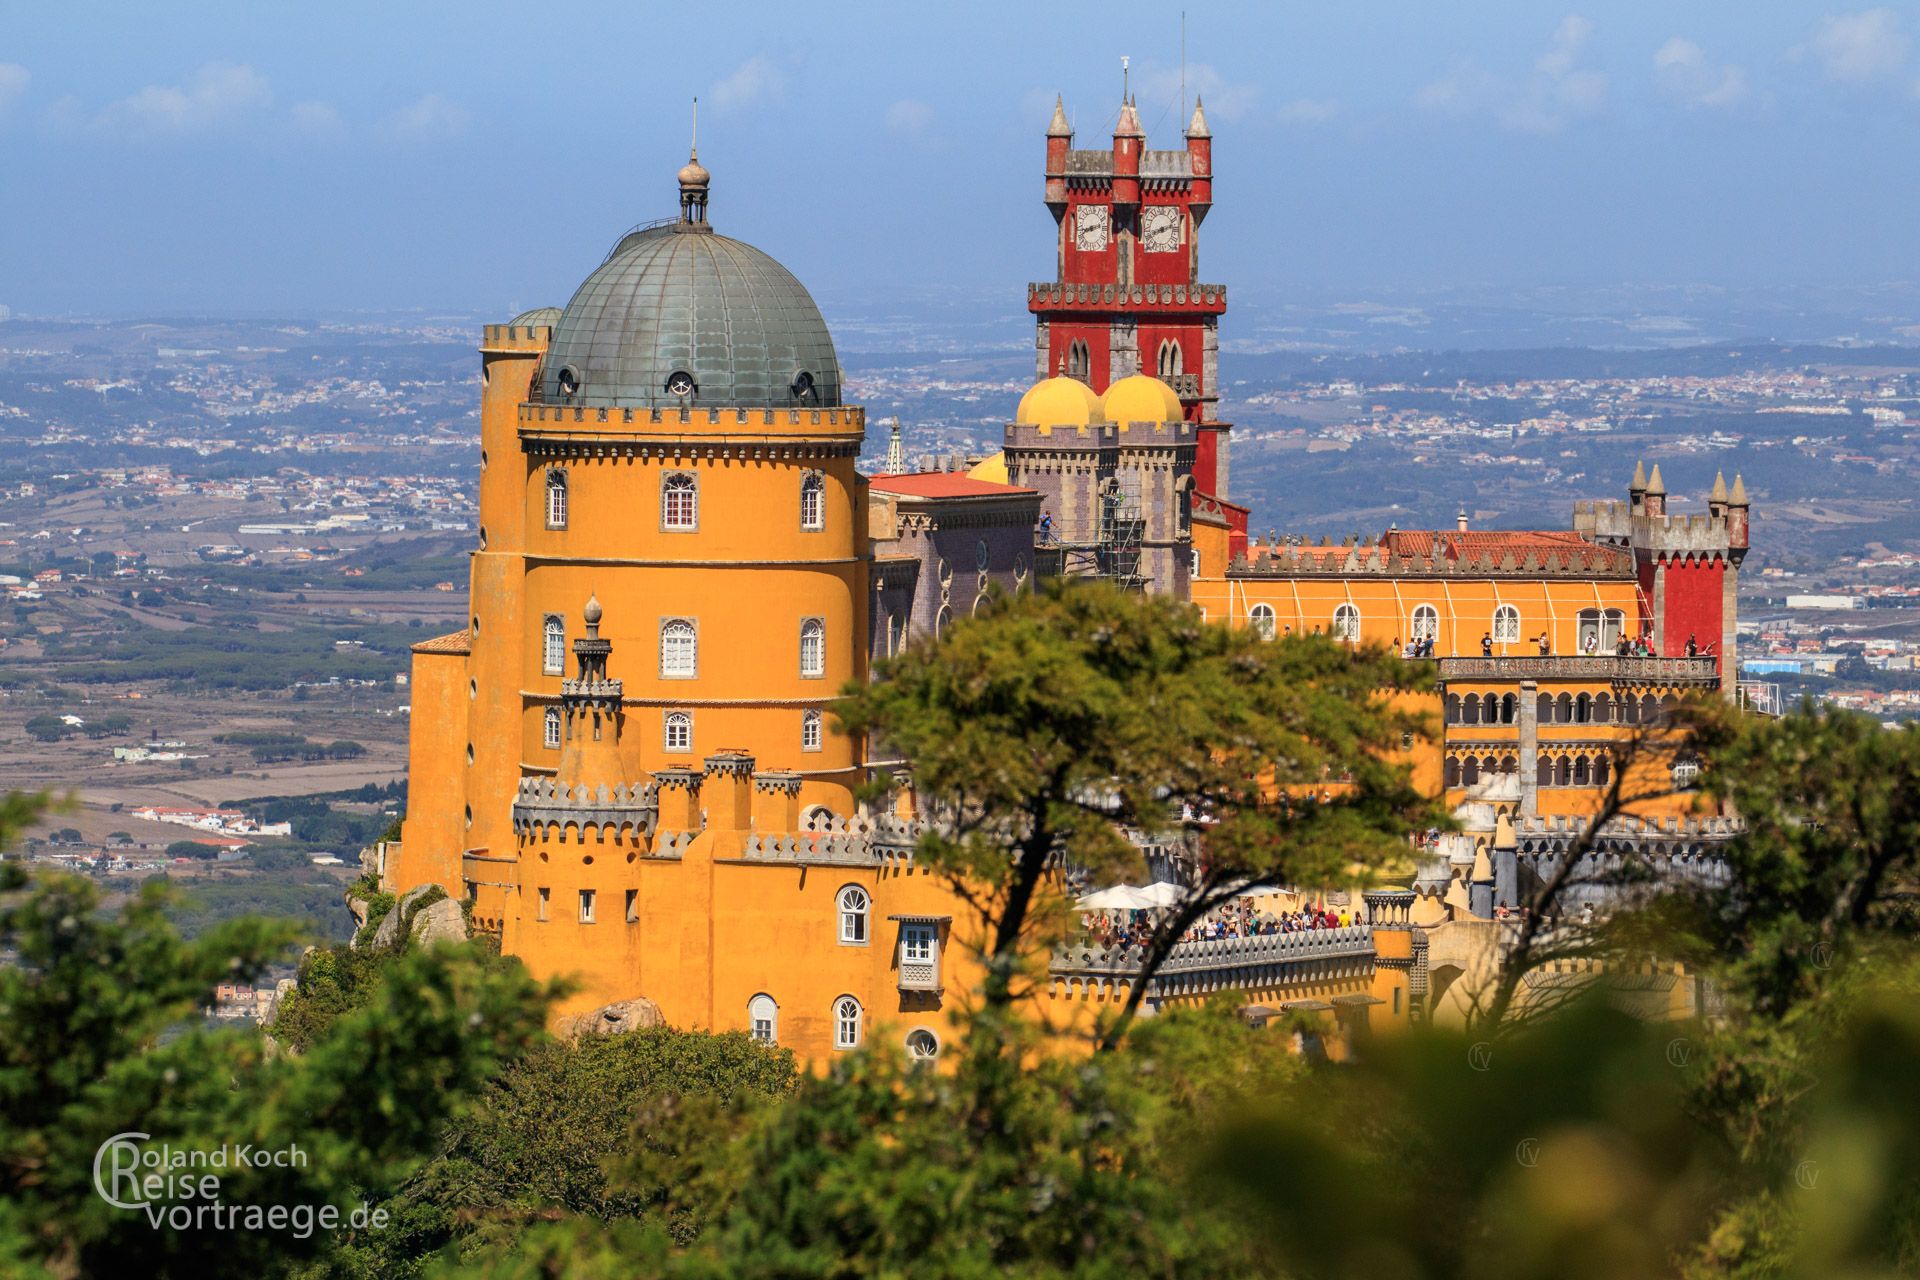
677, 97, 711, 228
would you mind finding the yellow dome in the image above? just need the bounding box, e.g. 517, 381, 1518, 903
1100, 374, 1183, 426
967, 450, 1010, 484
1015, 376, 1103, 428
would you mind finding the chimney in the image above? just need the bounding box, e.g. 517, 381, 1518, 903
653, 767, 702, 832
703, 751, 755, 832
1456, 507, 1469, 532
752, 770, 802, 834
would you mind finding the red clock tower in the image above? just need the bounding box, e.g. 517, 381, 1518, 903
1031, 92, 1242, 542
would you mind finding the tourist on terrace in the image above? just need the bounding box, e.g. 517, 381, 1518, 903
1481, 632, 1493, 657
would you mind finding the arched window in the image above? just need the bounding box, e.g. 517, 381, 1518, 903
1594, 755, 1611, 788
906, 1028, 940, 1062
1462, 756, 1480, 786
1555, 756, 1572, 787
663, 711, 692, 753
972, 593, 990, 616
1066, 340, 1091, 382
542, 616, 565, 675
1575, 693, 1592, 724
1332, 603, 1362, 641
1537, 757, 1554, 788
1410, 603, 1439, 642
748, 994, 778, 1044
1492, 604, 1520, 644
545, 469, 568, 529
1445, 694, 1461, 724
799, 473, 825, 531
660, 619, 697, 678
543, 706, 561, 749
1573, 756, 1591, 786
1157, 340, 1184, 378
1249, 603, 1277, 640
1444, 757, 1461, 788
802, 709, 823, 752
799, 618, 825, 678
1537, 694, 1554, 724
1594, 693, 1612, 724
1500, 693, 1517, 724
1556, 693, 1573, 723
934, 605, 952, 637
1463, 694, 1481, 726
834, 995, 863, 1050
661, 472, 698, 531
837, 885, 869, 945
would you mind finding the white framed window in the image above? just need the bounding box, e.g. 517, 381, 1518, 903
834, 995, 863, 1050
901, 923, 935, 964
1410, 604, 1439, 642
578, 889, 596, 924
905, 1028, 940, 1062
660, 619, 696, 678
934, 605, 951, 637
883, 613, 897, 658
543, 707, 561, 749
802, 709, 823, 752
800, 473, 825, 531
838, 885, 869, 945
749, 993, 778, 1044
545, 469, 568, 529
1191, 548, 1202, 577
536, 887, 550, 921
542, 615, 565, 675
1333, 603, 1362, 641
661, 471, 698, 531
799, 618, 825, 678
663, 710, 692, 752
1493, 604, 1521, 644
1249, 602, 1277, 641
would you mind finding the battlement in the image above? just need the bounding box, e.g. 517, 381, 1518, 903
517, 402, 864, 444
1573, 499, 1739, 557
511, 775, 659, 842
1230, 535, 1634, 580
1050, 925, 1377, 991
480, 323, 552, 351
1028, 281, 1226, 313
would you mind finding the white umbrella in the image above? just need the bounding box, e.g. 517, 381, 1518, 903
1133, 881, 1186, 908
1077, 885, 1157, 911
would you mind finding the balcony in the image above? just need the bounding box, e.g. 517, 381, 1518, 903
1027, 281, 1227, 313
1435, 656, 1719, 686
1051, 925, 1377, 996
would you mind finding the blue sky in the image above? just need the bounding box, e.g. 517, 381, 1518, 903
2, 2, 1919, 317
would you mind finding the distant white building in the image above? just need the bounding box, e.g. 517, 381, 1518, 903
1786, 594, 1864, 610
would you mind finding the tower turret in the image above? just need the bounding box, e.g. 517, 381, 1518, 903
1629, 459, 1648, 515
556, 594, 628, 793
1044, 95, 1071, 217
1643, 463, 1667, 518
1708, 470, 1729, 519
1185, 96, 1213, 219
1111, 97, 1143, 210
1727, 473, 1749, 549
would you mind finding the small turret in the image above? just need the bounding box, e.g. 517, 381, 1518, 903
1644, 463, 1667, 518
1044, 95, 1071, 216
555, 594, 627, 792
1112, 96, 1143, 208
1707, 470, 1729, 519
1629, 459, 1648, 514
1186, 96, 1212, 140
1186, 96, 1213, 220
1727, 473, 1750, 548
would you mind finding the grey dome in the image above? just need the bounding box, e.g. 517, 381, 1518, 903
509, 306, 561, 328
538, 223, 842, 410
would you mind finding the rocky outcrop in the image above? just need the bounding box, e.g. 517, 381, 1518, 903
367, 883, 449, 952
557, 997, 666, 1041
409, 897, 468, 946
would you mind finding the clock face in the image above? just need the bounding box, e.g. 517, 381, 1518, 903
1142, 206, 1183, 253
1073, 205, 1109, 252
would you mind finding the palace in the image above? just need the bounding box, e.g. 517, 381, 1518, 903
385, 94, 1748, 1060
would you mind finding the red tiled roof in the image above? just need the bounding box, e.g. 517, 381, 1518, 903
412, 628, 472, 655
1384, 529, 1633, 572
867, 473, 1035, 499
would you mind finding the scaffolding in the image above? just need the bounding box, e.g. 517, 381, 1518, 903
1034, 477, 1147, 591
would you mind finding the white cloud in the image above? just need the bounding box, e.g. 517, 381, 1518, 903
1805, 8, 1909, 83
290, 100, 346, 143
1276, 97, 1339, 126
1653, 38, 1751, 109
384, 94, 467, 144
0, 64, 28, 118
1135, 62, 1258, 124
1416, 16, 1606, 134
883, 99, 933, 136
97, 62, 272, 134
709, 56, 785, 113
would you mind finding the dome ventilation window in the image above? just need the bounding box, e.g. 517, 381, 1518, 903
556, 366, 581, 402
665, 370, 697, 399
790, 370, 816, 402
